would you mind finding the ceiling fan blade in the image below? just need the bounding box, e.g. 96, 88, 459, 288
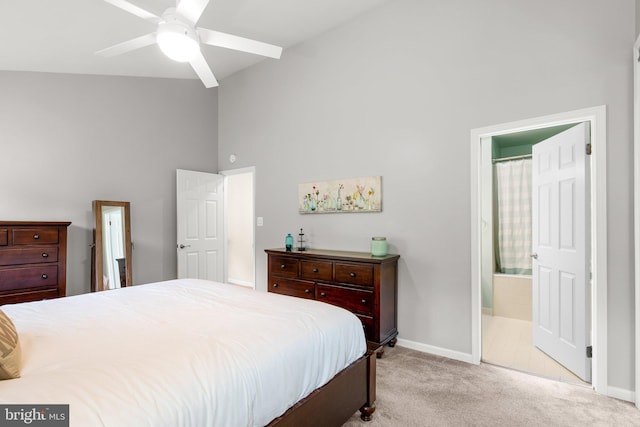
189, 52, 218, 88
176, 0, 210, 25
198, 28, 282, 59
104, 0, 161, 23
96, 33, 157, 57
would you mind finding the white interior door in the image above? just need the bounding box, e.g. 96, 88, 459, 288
176, 169, 224, 281
532, 122, 591, 382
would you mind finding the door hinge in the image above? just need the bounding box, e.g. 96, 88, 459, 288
586, 346, 592, 358
586, 143, 592, 155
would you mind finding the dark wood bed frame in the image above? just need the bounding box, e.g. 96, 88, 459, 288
268, 344, 377, 426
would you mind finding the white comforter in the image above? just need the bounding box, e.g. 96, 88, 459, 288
0, 279, 366, 426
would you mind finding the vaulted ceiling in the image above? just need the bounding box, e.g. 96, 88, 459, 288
0, 0, 390, 84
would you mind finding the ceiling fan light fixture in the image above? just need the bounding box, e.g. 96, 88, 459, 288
157, 22, 200, 63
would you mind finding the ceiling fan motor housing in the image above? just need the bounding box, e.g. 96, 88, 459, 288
157, 9, 200, 62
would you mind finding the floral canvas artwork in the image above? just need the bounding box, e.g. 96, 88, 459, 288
299, 176, 382, 214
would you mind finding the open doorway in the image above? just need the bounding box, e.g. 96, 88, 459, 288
221, 167, 255, 288
470, 106, 608, 394
480, 123, 588, 384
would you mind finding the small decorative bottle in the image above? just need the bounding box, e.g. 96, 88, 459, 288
285, 234, 293, 252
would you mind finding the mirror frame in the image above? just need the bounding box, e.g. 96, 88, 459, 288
91, 200, 132, 292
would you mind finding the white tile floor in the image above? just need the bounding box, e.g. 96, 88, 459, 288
482, 314, 588, 385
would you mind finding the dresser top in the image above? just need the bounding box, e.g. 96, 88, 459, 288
0, 221, 71, 227
265, 248, 399, 263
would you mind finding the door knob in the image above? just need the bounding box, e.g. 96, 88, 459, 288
531, 253, 538, 259
178, 244, 191, 249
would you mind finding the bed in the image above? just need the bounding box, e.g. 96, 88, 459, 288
0, 279, 376, 426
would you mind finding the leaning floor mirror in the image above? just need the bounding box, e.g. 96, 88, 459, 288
91, 200, 132, 292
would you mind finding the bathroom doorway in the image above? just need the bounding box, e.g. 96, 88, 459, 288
470, 106, 608, 393
482, 123, 589, 383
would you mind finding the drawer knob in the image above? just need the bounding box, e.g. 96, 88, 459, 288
280, 264, 286, 269
41, 273, 48, 279
350, 272, 356, 278
273, 283, 279, 288
361, 299, 367, 304
320, 292, 326, 297
42, 253, 49, 258
312, 268, 319, 273
33, 234, 40, 240
305, 289, 311, 293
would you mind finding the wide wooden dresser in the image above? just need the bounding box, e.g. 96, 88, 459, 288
0, 221, 71, 305
266, 248, 399, 356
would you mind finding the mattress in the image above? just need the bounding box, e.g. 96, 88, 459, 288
0, 279, 366, 426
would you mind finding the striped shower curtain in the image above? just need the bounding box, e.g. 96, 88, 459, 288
494, 159, 532, 275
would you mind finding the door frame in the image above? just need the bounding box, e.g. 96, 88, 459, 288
220, 166, 256, 288
633, 34, 640, 410
470, 105, 608, 395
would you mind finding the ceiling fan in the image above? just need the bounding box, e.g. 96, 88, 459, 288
97, 0, 283, 88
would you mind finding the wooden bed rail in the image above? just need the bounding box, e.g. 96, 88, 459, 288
268, 345, 377, 426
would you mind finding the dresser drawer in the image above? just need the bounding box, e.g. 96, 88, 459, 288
0, 287, 59, 305
269, 256, 299, 278
300, 260, 332, 281
0, 229, 7, 246
316, 283, 373, 316
0, 247, 59, 266
269, 277, 315, 299
0, 265, 58, 291
334, 262, 373, 286
13, 228, 59, 245
357, 314, 375, 341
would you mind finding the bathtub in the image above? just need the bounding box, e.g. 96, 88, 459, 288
492, 273, 532, 321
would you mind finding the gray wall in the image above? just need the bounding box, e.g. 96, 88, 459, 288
0, 71, 218, 295
637, 0, 640, 37
218, 0, 635, 393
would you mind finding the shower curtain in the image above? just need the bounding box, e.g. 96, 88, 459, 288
494, 158, 532, 275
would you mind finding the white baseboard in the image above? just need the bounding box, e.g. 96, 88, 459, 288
607, 385, 635, 403
396, 337, 476, 364
397, 338, 635, 404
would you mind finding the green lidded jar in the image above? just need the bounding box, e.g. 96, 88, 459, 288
371, 237, 388, 256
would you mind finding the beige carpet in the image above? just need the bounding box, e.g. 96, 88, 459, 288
344, 346, 640, 426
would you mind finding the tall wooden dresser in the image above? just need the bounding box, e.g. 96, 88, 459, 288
0, 221, 71, 305
266, 248, 399, 357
